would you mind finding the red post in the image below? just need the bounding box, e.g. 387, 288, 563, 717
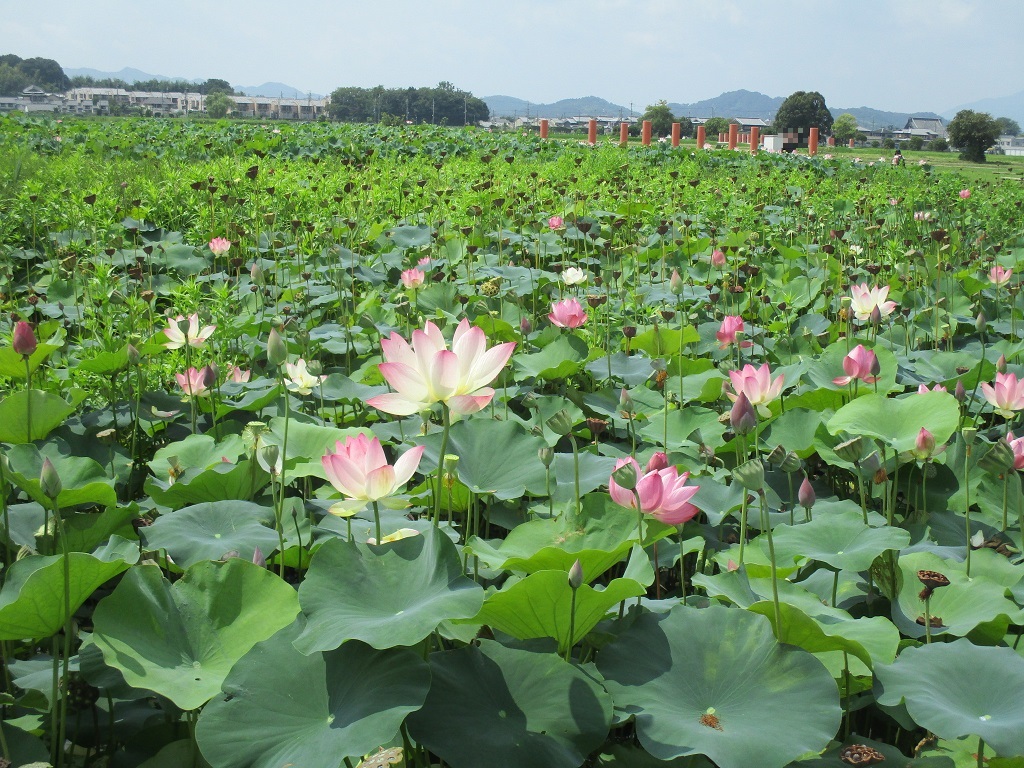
728, 123, 738, 150
620, 122, 629, 146
808, 126, 819, 156
696, 125, 706, 149
641, 120, 652, 145
750, 126, 760, 152
848, 138, 855, 148
671, 122, 680, 147
588, 118, 597, 145
827, 136, 835, 147
540, 119, 549, 139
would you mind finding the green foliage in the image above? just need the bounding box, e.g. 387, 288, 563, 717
947, 109, 1001, 162
995, 116, 1021, 136
641, 100, 676, 137
774, 90, 834, 134
328, 81, 489, 125
702, 116, 730, 136
204, 91, 234, 119
0, 53, 69, 93
831, 112, 859, 143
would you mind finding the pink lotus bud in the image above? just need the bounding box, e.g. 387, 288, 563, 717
955, 379, 966, 403
646, 452, 669, 472
252, 546, 266, 568
568, 559, 584, 590
669, 269, 684, 295
726, 559, 739, 572
13, 321, 37, 357
711, 249, 726, 268
869, 305, 882, 327
730, 391, 757, 436
915, 427, 936, 459
619, 387, 635, 416
520, 316, 532, 335
40, 457, 62, 500
798, 476, 815, 509
997, 355, 1008, 374
126, 343, 141, 366
267, 327, 288, 367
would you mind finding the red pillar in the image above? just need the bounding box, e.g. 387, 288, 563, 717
827, 136, 835, 147
728, 123, 738, 150
620, 122, 629, 146
696, 125, 706, 149
848, 138, 855, 148
588, 118, 597, 145
750, 126, 760, 152
808, 126, 819, 156
540, 119, 548, 139
671, 122, 680, 147
641, 120, 652, 145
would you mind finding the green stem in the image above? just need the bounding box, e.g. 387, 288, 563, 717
738, 492, 748, 565
570, 434, 582, 525
977, 737, 984, 768
759, 490, 783, 642
372, 500, 382, 546
566, 588, 577, 663
924, 594, 933, 644
25, 356, 32, 442
50, 500, 72, 768
432, 404, 451, 527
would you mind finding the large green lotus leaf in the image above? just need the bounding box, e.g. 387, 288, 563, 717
762, 408, 823, 456
596, 605, 841, 768
638, 406, 725, 451
140, 501, 280, 567
91, 559, 299, 710
3, 442, 116, 509
747, 601, 899, 670
472, 570, 645, 655
631, 326, 701, 358
294, 527, 483, 654
466, 494, 667, 578
148, 433, 247, 475
144, 460, 269, 509
0, 389, 77, 443
0, 341, 60, 379
765, 509, 910, 572
0, 553, 129, 640
827, 391, 960, 453
875, 639, 1024, 756
268, 417, 370, 480
807, 342, 899, 394
138, 739, 212, 768
794, 734, 954, 767
545, 451, 619, 503
406, 639, 612, 768
587, 352, 661, 386
419, 419, 547, 499
196, 620, 429, 768
892, 551, 1024, 640
595, 744, 714, 767
513, 334, 590, 380
0, 722, 49, 767
77, 346, 131, 375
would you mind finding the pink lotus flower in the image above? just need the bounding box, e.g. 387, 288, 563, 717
608, 456, 699, 525
401, 268, 425, 289
711, 249, 727, 268
163, 313, 215, 350
910, 427, 944, 461
1006, 432, 1024, 470
548, 215, 564, 230
209, 237, 231, 256
726, 363, 785, 417
12, 321, 36, 357
917, 383, 947, 394
227, 366, 251, 383
989, 265, 1013, 287
959, 189, 971, 199
716, 315, 753, 349
322, 434, 425, 513
548, 298, 588, 329
833, 344, 880, 386
981, 372, 1024, 418
366, 319, 516, 416
175, 366, 213, 398
848, 283, 898, 323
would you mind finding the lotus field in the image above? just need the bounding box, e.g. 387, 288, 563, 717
4, 114, 1024, 768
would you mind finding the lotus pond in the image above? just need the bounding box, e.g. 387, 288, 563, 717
3, 114, 1024, 768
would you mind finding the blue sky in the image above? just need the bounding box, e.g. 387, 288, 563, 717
6, 0, 1022, 112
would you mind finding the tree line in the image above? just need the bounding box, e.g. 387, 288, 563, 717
328, 81, 489, 125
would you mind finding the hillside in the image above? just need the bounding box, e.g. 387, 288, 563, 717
482, 95, 630, 119
942, 89, 1024, 127
668, 90, 782, 119
63, 67, 321, 98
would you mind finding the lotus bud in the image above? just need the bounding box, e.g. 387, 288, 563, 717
997, 355, 1007, 374
520, 316, 532, 335
730, 391, 757, 436
869, 305, 882, 328
266, 327, 288, 367
834, 436, 864, 463
13, 321, 37, 357
798, 476, 816, 509
619, 388, 635, 416
711, 249, 727, 268
913, 427, 936, 460
202, 363, 218, 389
252, 546, 267, 568
954, 379, 966, 403
732, 458, 765, 492
976, 311, 987, 334
611, 461, 639, 491
546, 409, 574, 436
126, 343, 141, 366
568, 559, 584, 591
538, 446, 555, 468
40, 457, 62, 500
669, 269, 684, 295
250, 262, 264, 284
646, 452, 669, 472
869, 351, 881, 377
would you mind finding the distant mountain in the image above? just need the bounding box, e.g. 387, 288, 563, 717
63, 67, 320, 98
482, 95, 630, 119
64, 66, 195, 84
832, 106, 944, 131
942, 90, 1024, 127
234, 82, 322, 99
669, 90, 783, 120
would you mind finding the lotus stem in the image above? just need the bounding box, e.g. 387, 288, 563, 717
759, 489, 783, 642
433, 403, 451, 527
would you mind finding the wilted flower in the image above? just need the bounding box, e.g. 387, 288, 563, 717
608, 456, 699, 525
284, 358, 325, 395
847, 283, 897, 323
716, 315, 752, 349
833, 344, 880, 386
321, 434, 425, 514
366, 319, 516, 416
981, 372, 1024, 418
548, 298, 588, 328
562, 266, 589, 286
401, 268, 425, 289
726, 363, 785, 417
209, 237, 231, 256
163, 313, 215, 350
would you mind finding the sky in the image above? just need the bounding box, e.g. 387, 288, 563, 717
5, 0, 1022, 113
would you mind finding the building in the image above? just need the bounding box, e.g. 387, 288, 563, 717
894, 117, 947, 142
0, 85, 66, 113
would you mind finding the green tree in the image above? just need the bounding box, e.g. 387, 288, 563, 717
947, 109, 1000, 162
906, 136, 924, 151
205, 92, 235, 119
203, 78, 234, 95
995, 116, 1021, 136
831, 112, 859, 143
703, 117, 731, 137
641, 100, 676, 137
773, 90, 833, 135
0, 63, 29, 96
17, 56, 69, 91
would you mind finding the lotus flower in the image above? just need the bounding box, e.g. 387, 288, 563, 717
711, 249, 727, 268
163, 313, 215, 350
12, 321, 36, 357
208, 237, 231, 256
833, 345, 880, 386
989, 265, 1013, 287
548, 298, 588, 328
175, 366, 213, 398
959, 189, 971, 199
608, 456, 699, 525
548, 215, 564, 230
848, 284, 897, 323
981, 372, 1024, 418
322, 433, 425, 514
562, 266, 588, 286
227, 366, 251, 383
726, 363, 785, 417
910, 427, 944, 461
716, 315, 752, 349
284, 358, 325, 395
917, 383, 947, 394
1006, 432, 1024, 470
401, 268, 425, 289
366, 319, 515, 416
